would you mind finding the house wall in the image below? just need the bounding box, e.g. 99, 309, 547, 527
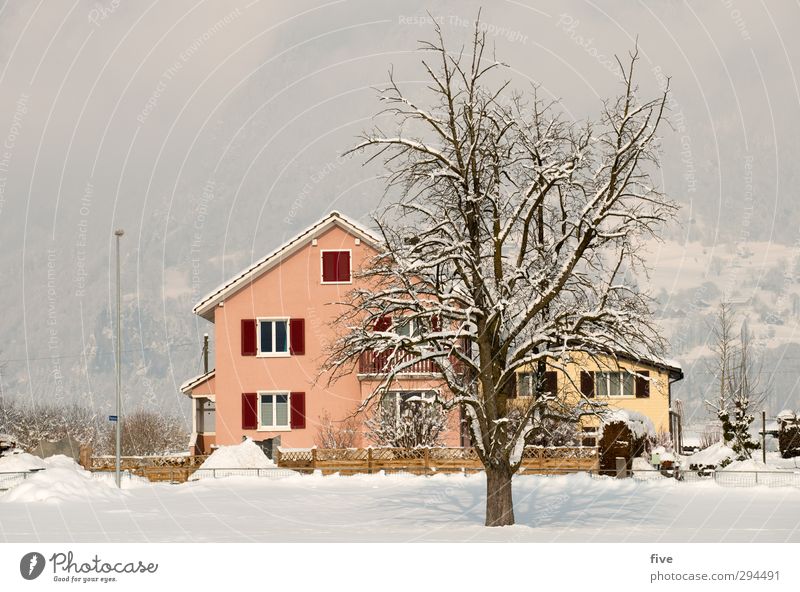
212, 224, 368, 448
521, 352, 673, 433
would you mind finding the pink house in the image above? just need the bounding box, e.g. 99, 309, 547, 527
181, 211, 460, 456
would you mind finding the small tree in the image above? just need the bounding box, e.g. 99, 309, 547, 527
315, 410, 360, 448
706, 304, 765, 460
325, 18, 675, 526
365, 395, 447, 448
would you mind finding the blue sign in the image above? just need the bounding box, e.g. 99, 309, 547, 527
108, 415, 118, 422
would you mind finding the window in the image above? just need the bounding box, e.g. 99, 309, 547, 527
321, 250, 351, 283
516, 371, 558, 397
395, 317, 422, 338
259, 393, 290, 428
595, 371, 635, 397
381, 391, 436, 422
581, 426, 598, 447
258, 319, 288, 356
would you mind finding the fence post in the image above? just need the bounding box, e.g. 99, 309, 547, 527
367, 448, 373, 474
424, 447, 430, 474
311, 447, 317, 471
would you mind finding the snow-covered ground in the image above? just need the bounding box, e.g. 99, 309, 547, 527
2, 457, 800, 542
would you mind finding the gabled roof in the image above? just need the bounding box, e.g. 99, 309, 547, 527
180, 370, 215, 395
193, 211, 382, 321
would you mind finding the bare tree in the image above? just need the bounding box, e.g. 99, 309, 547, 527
315, 409, 360, 449
705, 304, 766, 459
325, 20, 675, 526
101, 409, 187, 456
0, 399, 101, 451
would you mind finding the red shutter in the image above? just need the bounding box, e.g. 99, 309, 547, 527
321, 252, 337, 282
337, 251, 351, 282
580, 371, 595, 398
373, 315, 391, 331
322, 251, 350, 282
431, 314, 441, 332
241, 319, 257, 356
289, 318, 305, 355
290, 392, 306, 429
242, 393, 257, 429
544, 371, 558, 395
635, 371, 650, 398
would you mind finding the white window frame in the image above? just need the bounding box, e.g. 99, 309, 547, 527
382, 390, 438, 424
256, 317, 290, 358
394, 317, 423, 338
595, 371, 635, 398
320, 249, 353, 285
257, 391, 291, 431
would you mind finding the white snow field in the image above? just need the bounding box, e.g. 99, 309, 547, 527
2, 456, 800, 542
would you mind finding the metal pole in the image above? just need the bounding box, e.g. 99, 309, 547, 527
114, 229, 124, 488
762, 410, 767, 465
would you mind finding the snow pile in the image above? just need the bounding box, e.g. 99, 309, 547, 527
0, 451, 46, 472
190, 439, 275, 480
601, 410, 656, 440
682, 441, 736, 468
632, 457, 654, 471
1, 455, 133, 504
651, 445, 675, 462
722, 459, 784, 472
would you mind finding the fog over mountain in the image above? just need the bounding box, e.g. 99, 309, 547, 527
1, 0, 799, 432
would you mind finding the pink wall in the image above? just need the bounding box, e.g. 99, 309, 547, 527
213, 224, 363, 447
210, 223, 455, 448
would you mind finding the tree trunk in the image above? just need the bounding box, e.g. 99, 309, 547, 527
485, 462, 515, 526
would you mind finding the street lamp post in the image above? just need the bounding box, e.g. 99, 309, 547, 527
114, 229, 124, 488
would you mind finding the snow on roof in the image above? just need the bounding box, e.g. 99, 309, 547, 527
601, 409, 656, 440
180, 370, 215, 395
193, 211, 382, 321
0, 451, 46, 472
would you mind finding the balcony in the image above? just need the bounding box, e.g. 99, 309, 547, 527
358, 341, 470, 376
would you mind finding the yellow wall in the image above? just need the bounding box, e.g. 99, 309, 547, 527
519, 351, 674, 433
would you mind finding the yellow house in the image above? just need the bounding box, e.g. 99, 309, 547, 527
516, 351, 684, 446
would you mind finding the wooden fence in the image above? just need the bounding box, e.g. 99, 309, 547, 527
89, 455, 210, 483
277, 446, 599, 475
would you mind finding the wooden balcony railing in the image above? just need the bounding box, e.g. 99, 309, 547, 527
358, 350, 440, 374
358, 341, 470, 376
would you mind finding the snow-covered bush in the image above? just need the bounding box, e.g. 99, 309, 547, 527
365, 395, 447, 448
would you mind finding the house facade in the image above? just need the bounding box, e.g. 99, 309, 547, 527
181, 211, 459, 454
514, 352, 683, 447
182, 210, 683, 456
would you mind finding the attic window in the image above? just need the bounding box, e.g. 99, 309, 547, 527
321, 250, 351, 283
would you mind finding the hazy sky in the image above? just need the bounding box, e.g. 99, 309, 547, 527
1, 0, 798, 413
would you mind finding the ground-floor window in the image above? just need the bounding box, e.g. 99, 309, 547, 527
260, 392, 290, 428
380, 391, 437, 422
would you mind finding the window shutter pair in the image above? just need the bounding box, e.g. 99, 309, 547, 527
241, 392, 306, 429
241, 318, 305, 355
635, 371, 651, 398
321, 251, 351, 282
